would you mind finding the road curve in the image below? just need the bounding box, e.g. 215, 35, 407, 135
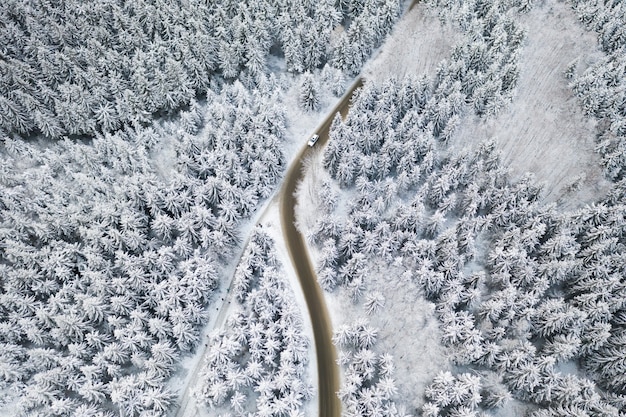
279, 78, 363, 417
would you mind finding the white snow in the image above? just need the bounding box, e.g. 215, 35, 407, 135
363, 1, 461, 83
4, 0, 614, 415
451, 0, 611, 208
150, 126, 178, 180
329, 267, 451, 412
365, 266, 450, 412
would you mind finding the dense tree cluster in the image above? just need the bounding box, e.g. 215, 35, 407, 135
333, 320, 408, 417
421, 371, 483, 417
195, 229, 313, 416
562, 203, 626, 398
0, 0, 402, 139
310, 1, 626, 415
567, 0, 626, 181
570, 0, 625, 53
0, 0, 216, 138
318, 88, 624, 413
0, 81, 286, 416
298, 72, 321, 112
428, 0, 527, 116
315, 0, 530, 291
557, 2, 626, 407
330, 0, 402, 75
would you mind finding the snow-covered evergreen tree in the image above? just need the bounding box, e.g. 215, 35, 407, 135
298, 72, 321, 112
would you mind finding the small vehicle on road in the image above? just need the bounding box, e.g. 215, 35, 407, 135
307, 134, 319, 147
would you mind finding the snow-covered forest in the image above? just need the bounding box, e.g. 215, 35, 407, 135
302, 0, 626, 416
194, 228, 313, 416
0, 0, 408, 414
570, 0, 626, 181
0, 80, 288, 415
0, 0, 401, 138
2, 0, 626, 416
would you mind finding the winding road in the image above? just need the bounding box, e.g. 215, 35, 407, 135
279, 78, 363, 417
174, 80, 363, 417
176, 5, 416, 416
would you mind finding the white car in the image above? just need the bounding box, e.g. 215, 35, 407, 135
307, 134, 320, 147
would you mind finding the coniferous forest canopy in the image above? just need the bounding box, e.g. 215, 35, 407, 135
1, 0, 626, 416
0, 0, 399, 139
0, 0, 402, 415
309, 0, 626, 416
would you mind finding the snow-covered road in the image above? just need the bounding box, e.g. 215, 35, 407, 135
279, 77, 363, 417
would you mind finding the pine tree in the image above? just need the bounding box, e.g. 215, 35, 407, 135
364, 292, 385, 315
298, 73, 321, 112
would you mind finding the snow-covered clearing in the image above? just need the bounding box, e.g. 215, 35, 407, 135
452, 0, 610, 208
351, 266, 450, 412
366, 0, 611, 209
364, 1, 460, 82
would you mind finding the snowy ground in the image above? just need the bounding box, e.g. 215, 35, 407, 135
363, 1, 460, 83
451, 0, 610, 208
366, 0, 610, 209
362, 268, 449, 412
